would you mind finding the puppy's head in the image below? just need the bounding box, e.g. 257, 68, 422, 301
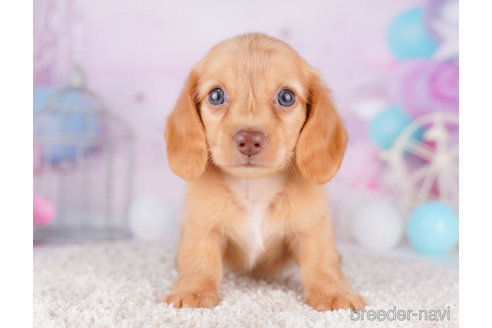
165, 33, 347, 184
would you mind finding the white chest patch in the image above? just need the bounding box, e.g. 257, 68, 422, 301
241, 199, 269, 268
226, 174, 285, 269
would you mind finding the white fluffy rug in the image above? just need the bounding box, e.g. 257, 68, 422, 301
33, 241, 458, 327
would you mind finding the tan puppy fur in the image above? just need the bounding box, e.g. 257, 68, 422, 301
164, 33, 366, 311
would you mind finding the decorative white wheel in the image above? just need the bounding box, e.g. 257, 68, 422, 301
381, 112, 459, 209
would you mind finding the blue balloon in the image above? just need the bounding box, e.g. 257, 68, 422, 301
34, 86, 100, 164
369, 106, 412, 149
407, 201, 459, 255
387, 7, 437, 59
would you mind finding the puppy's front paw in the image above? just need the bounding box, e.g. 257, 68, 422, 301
307, 290, 366, 311
164, 291, 219, 309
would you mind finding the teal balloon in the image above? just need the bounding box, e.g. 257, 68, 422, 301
387, 8, 437, 59
407, 201, 459, 255
369, 106, 411, 149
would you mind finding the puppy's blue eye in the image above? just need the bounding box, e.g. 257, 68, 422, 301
208, 88, 225, 105
277, 89, 295, 107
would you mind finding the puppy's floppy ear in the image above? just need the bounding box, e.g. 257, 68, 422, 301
295, 71, 348, 185
165, 70, 208, 181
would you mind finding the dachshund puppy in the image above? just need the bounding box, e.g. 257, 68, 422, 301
164, 33, 366, 311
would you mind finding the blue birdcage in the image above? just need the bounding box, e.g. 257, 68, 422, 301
34, 68, 134, 242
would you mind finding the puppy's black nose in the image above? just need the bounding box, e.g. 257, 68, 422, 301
234, 130, 265, 156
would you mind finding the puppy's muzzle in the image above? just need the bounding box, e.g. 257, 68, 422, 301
234, 130, 265, 156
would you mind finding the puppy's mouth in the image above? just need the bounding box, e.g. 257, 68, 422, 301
242, 162, 260, 167
217, 150, 286, 170
217, 155, 285, 178
221, 155, 272, 168
228, 159, 265, 168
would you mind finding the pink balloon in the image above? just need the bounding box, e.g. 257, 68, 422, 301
33, 194, 55, 235
390, 60, 458, 118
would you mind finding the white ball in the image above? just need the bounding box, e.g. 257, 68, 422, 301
128, 194, 179, 242
351, 200, 404, 252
